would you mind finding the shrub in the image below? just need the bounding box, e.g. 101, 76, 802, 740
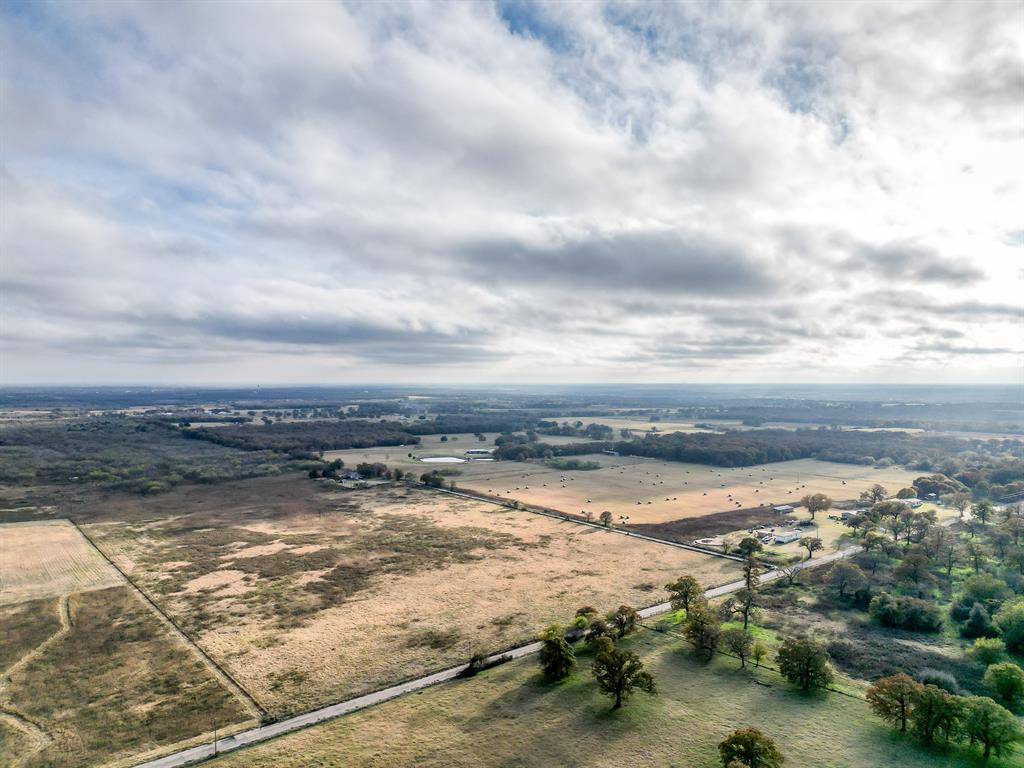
916, 668, 959, 694
869, 592, 943, 632
961, 603, 999, 639
994, 598, 1024, 653
984, 662, 1024, 710
967, 638, 1006, 666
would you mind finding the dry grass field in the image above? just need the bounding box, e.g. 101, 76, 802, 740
453, 457, 922, 525
0, 521, 254, 767
324, 440, 923, 526
0, 520, 123, 604
204, 626, 991, 768
84, 477, 741, 716
0, 586, 253, 768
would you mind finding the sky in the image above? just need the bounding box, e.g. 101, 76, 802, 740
1, 0, 1022, 386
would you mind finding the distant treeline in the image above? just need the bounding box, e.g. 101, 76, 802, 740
182, 421, 420, 456
493, 429, 1024, 499
0, 419, 307, 493
181, 414, 540, 456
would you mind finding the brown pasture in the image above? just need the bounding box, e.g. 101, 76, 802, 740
83, 477, 741, 715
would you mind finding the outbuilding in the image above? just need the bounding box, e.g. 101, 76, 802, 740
773, 530, 801, 544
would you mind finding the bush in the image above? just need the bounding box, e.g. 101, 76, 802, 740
994, 598, 1024, 653
869, 592, 943, 632
961, 603, 999, 639
916, 668, 959, 694
967, 638, 1006, 666
984, 662, 1024, 709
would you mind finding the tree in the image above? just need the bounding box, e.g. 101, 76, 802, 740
742, 555, 763, 590
959, 695, 1020, 760
994, 598, 1024, 653
893, 551, 935, 597
973, 500, 994, 526
777, 564, 801, 586
721, 588, 760, 630
590, 637, 656, 709
610, 604, 639, 638
586, 615, 614, 648
717, 727, 784, 768
799, 537, 823, 560
599, 510, 613, 527
666, 574, 703, 613
539, 625, 575, 682
965, 540, 989, 572
776, 637, 834, 691
937, 538, 961, 580
861, 484, 888, 505
867, 673, 922, 732
752, 641, 768, 668
682, 601, 721, 658
872, 499, 910, 521
801, 493, 832, 520
968, 638, 1006, 666
828, 561, 866, 600
946, 492, 971, 518
985, 663, 1024, 710
738, 536, 764, 557
722, 627, 754, 668
909, 684, 961, 745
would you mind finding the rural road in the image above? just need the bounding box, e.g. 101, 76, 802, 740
133, 541, 859, 768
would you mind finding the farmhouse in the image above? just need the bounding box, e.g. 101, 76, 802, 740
772, 530, 801, 544
902, 497, 923, 508
773, 505, 795, 514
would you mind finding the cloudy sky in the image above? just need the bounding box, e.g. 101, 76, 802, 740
1, 0, 1021, 385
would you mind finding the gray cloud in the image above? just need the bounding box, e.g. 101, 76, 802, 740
913, 342, 1014, 356
841, 241, 983, 285
461, 230, 780, 296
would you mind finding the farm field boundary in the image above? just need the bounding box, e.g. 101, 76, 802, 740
70, 520, 265, 720
421, 483, 748, 563
131, 544, 858, 768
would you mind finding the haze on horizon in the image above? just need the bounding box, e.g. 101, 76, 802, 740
1, 1, 1022, 386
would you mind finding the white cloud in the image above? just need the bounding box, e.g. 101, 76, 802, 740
0, 0, 1021, 385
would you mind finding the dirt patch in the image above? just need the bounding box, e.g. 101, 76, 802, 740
224, 542, 290, 559
627, 506, 780, 542
184, 570, 250, 594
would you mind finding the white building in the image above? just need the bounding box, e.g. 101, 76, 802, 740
773, 530, 801, 544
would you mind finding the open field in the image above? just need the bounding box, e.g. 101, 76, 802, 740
83, 476, 741, 716
451, 457, 923, 525
204, 624, 995, 768
0, 586, 252, 768
546, 415, 722, 433
321, 447, 924, 528
0, 520, 123, 604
